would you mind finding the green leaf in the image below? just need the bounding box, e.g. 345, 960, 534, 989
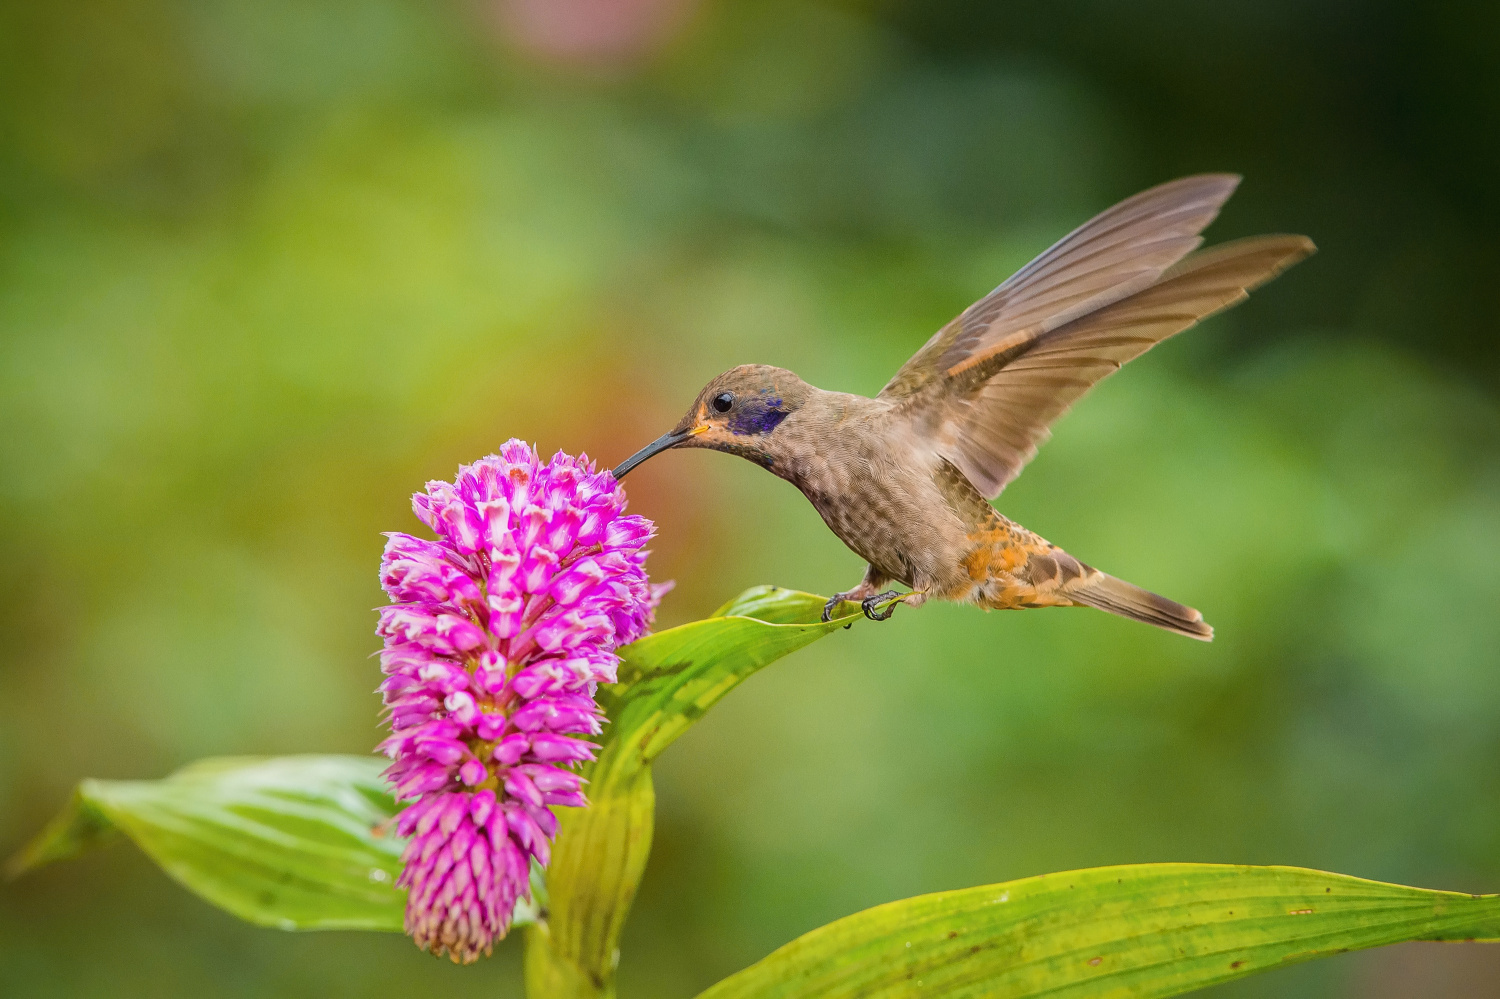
600, 586, 856, 782
7, 754, 536, 933
696, 863, 1500, 999
532, 586, 862, 997
709, 585, 839, 624
5, 786, 121, 875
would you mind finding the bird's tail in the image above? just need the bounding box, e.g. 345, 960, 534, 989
1066, 572, 1213, 641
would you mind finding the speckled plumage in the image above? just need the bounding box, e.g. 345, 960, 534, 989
615, 176, 1315, 639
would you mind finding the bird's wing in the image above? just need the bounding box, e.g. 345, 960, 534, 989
879, 174, 1243, 401
930, 234, 1316, 498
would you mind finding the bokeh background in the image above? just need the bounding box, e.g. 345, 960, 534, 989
3, 1, 1499, 996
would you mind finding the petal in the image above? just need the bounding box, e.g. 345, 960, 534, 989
512, 763, 584, 793
527, 734, 598, 764
444, 690, 480, 727
519, 546, 560, 594
502, 770, 544, 809
492, 733, 531, 766
469, 789, 497, 826
475, 710, 508, 740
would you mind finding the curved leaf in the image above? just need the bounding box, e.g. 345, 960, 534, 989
709, 585, 841, 624
533, 586, 864, 996
599, 586, 857, 782
697, 863, 1500, 999
5, 754, 536, 932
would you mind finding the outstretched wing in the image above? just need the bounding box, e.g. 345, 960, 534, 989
934, 234, 1316, 497
880, 174, 1243, 401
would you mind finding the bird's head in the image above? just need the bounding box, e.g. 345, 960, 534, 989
613, 365, 813, 479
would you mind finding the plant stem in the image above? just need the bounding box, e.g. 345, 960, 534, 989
524, 923, 614, 999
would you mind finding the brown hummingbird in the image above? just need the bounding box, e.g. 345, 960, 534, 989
614, 175, 1313, 639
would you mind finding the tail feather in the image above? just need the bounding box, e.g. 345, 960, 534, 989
1067, 572, 1213, 641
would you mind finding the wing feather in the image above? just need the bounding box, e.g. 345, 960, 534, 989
880, 174, 1242, 400
941, 234, 1316, 497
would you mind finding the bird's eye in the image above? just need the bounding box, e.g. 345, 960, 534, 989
712, 392, 735, 413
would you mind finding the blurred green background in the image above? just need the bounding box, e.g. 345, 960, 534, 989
2, 1, 1498, 996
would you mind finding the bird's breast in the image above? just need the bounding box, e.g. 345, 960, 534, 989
782, 431, 968, 588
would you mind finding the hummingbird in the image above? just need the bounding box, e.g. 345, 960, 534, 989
613, 175, 1313, 639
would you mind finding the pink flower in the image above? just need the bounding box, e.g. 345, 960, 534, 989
376, 440, 664, 963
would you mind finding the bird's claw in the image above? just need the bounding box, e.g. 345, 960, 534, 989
861, 590, 902, 621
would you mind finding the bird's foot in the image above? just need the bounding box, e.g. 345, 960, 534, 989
822, 586, 881, 622
822, 590, 860, 623
861, 590, 904, 621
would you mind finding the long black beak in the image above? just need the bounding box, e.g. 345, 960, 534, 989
613, 428, 694, 479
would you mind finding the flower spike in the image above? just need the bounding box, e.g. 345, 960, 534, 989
376, 442, 663, 963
